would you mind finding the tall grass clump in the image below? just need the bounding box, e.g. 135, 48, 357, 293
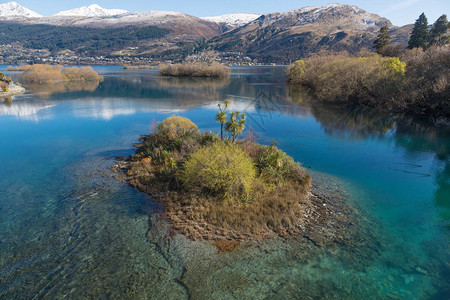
158, 62, 230, 78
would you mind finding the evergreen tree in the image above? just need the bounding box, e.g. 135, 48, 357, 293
374, 26, 391, 55
408, 13, 429, 49
429, 14, 449, 46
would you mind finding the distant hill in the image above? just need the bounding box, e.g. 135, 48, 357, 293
0, 23, 171, 55
0, 2, 412, 63
209, 3, 400, 63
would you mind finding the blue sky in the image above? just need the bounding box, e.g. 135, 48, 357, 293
4, 0, 449, 26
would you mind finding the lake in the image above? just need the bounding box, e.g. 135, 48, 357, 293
0, 66, 448, 299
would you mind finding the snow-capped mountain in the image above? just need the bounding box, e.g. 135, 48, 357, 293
201, 13, 261, 29
211, 3, 393, 63
53, 4, 128, 17
0, 1, 42, 18
257, 3, 389, 28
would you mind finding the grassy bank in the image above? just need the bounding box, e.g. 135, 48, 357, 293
113, 116, 311, 241
288, 46, 450, 121
158, 62, 230, 78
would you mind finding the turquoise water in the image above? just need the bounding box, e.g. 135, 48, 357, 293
0, 66, 448, 299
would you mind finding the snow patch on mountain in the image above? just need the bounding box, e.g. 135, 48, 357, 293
0, 1, 42, 18
201, 13, 261, 27
53, 4, 128, 17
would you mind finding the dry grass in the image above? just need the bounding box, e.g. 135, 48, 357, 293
158, 62, 230, 78
214, 240, 240, 253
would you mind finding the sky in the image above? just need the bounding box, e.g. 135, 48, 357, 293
3, 0, 449, 26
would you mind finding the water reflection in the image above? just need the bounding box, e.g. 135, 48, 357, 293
288, 85, 450, 222
0, 98, 54, 121
26, 80, 101, 98
70, 98, 188, 120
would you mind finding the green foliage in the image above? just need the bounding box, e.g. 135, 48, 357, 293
384, 57, 406, 75
256, 144, 305, 185
179, 142, 256, 202
429, 14, 449, 46
408, 13, 429, 49
373, 26, 391, 55
157, 116, 200, 140
288, 60, 306, 83
225, 111, 246, 142
216, 99, 230, 140
1, 86, 9, 92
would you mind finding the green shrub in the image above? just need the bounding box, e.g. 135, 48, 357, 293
384, 57, 406, 75
257, 144, 307, 185
225, 111, 246, 142
157, 116, 199, 140
288, 60, 305, 83
179, 142, 256, 202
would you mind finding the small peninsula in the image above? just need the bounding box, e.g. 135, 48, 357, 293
113, 103, 357, 245
0, 72, 25, 98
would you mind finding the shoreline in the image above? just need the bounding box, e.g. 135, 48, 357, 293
0, 84, 26, 98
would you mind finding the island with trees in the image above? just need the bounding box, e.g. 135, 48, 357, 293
112, 101, 363, 250
158, 62, 230, 78
7, 64, 103, 83
288, 13, 449, 124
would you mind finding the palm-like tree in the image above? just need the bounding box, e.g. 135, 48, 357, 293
216, 99, 230, 140
225, 111, 246, 142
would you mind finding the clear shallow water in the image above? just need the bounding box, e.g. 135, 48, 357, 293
0, 66, 448, 299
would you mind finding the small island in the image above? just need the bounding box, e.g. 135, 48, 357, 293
113, 101, 356, 247
7, 64, 103, 84
0, 72, 25, 98
158, 62, 230, 78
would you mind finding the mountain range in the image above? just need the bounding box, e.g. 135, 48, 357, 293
0, 2, 412, 64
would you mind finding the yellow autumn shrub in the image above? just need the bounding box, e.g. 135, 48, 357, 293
179, 142, 256, 202
157, 116, 200, 140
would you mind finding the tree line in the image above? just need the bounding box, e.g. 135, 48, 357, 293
374, 13, 449, 55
